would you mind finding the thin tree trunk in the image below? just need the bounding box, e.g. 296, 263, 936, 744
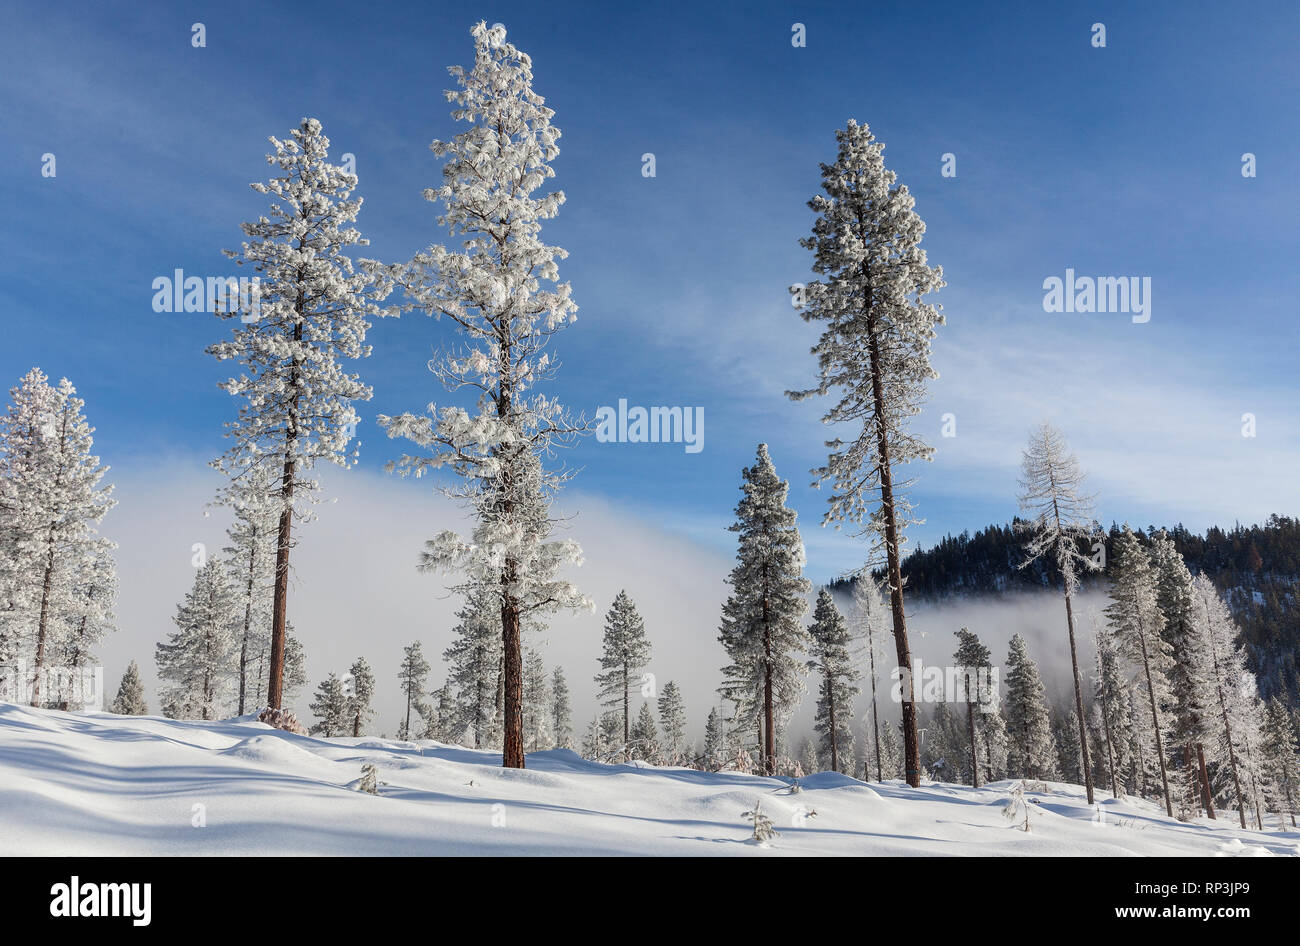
404, 673, 412, 737
1205, 598, 1248, 828
1196, 743, 1215, 818
1135, 612, 1174, 817
622, 664, 630, 762
762, 611, 775, 774
1101, 700, 1119, 798
868, 619, 882, 781
1062, 590, 1095, 803
865, 307, 919, 789
827, 676, 839, 774
238, 541, 255, 715
966, 697, 980, 788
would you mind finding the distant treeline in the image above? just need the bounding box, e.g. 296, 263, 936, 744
829, 515, 1300, 708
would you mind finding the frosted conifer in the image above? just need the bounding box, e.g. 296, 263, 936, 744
718, 444, 811, 774
376, 23, 590, 769
208, 117, 389, 710
595, 590, 652, 760
788, 121, 945, 788
1016, 422, 1099, 803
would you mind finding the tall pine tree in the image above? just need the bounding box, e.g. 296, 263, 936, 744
718, 444, 811, 774
1003, 634, 1057, 780
788, 121, 945, 788
1016, 422, 1099, 804
209, 118, 388, 710
377, 23, 590, 769
807, 589, 858, 774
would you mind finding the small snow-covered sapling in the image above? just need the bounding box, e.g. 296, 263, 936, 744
743, 799, 780, 844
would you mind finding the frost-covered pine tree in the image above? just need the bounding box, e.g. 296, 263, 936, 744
0, 370, 116, 703
52, 536, 117, 705
1107, 524, 1175, 816
156, 557, 238, 720
852, 573, 889, 781
1260, 696, 1299, 828
630, 702, 660, 763
444, 587, 503, 748
807, 589, 859, 774
1194, 574, 1263, 827
345, 657, 374, 737
309, 672, 350, 737
1235, 690, 1270, 829
657, 680, 688, 764
217, 465, 277, 715
953, 627, 993, 788
1053, 706, 1084, 785
1095, 629, 1135, 798
549, 666, 573, 750
798, 736, 820, 778
1149, 530, 1215, 818
523, 648, 551, 751
922, 702, 963, 783
787, 121, 945, 789
742, 799, 779, 844
208, 118, 389, 711
595, 590, 652, 760
110, 660, 147, 715
703, 706, 725, 769
1003, 634, 1057, 781
377, 23, 590, 770
979, 705, 1009, 783
718, 444, 811, 774
396, 641, 431, 741
581, 709, 624, 763
1016, 422, 1100, 803
878, 718, 904, 779
423, 680, 455, 741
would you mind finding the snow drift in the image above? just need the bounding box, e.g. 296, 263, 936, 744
1, 704, 1297, 857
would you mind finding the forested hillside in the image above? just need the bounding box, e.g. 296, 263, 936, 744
838, 516, 1300, 707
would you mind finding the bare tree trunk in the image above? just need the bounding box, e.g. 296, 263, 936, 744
403, 673, 412, 737
501, 592, 524, 768
868, 619, 882, 782
1101, 701, 1119, 798
966, 697, 980, 788
866, 320, 919, 789
238, 541, 255, 716
1196, 744, 1215, 818
622, 664, 630, 762
1136, 613, 1174, 817
827, 677, 839, 773
1063, 591, 1095, 804
1206, 599, 1248, 828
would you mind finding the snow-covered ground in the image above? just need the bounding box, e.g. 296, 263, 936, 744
2, 704, 1297, 857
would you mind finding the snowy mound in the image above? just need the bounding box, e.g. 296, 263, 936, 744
2, 705, 1298, 857
219, 734, 330, 766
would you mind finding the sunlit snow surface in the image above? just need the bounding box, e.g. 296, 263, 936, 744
2, 704, 1297, 857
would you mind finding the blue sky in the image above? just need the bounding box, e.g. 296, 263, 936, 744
3, 0, 1298, 585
